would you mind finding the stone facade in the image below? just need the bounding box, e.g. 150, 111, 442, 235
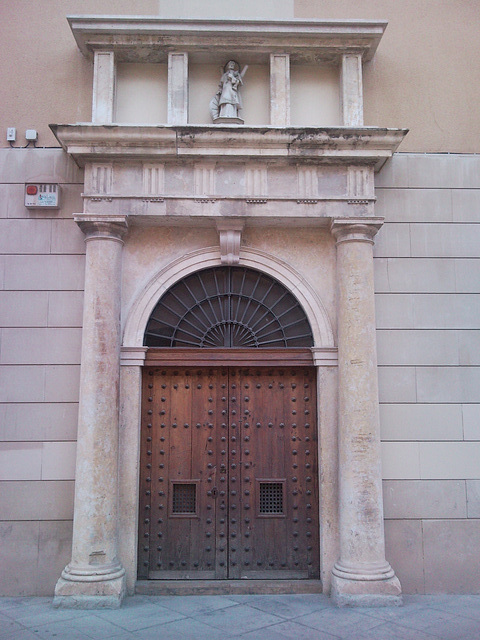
0, 3, 479, 604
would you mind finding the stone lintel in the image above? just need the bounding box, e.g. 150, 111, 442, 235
80, 198, 377, 226
68, 17, 387, 64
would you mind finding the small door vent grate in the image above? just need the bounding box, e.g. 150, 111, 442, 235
259, 482, 284, 514
172, 483, 197, 514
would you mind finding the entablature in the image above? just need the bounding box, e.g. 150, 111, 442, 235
68, 16, 387, 64
51, 123, 406, 223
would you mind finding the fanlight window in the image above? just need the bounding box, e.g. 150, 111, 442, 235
144, 266, 313, 348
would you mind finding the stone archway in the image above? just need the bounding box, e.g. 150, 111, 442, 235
118, 248, 338, 596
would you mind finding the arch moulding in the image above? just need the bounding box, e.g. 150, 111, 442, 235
122, 246, 335, 349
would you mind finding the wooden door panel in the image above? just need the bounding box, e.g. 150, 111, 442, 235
139, 365, 319, 581
139, 368, 227, 579
231, 368, 319, 579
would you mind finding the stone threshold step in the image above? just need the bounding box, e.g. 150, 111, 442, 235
136, 579, 323, 596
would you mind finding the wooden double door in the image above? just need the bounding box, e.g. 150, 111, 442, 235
138, 365, 319, 580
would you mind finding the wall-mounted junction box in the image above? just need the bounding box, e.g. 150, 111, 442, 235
25, 183, 61, 209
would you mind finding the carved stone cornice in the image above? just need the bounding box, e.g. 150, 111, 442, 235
330, 217, 384, 245
74, 214, 128, 243
51, 125, 407, 172
68, 17, 387, 64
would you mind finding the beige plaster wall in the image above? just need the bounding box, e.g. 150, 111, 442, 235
290, 65, 341, 127
0, 0, 158, 148
158, 0, 294, 19
295, 0, 480, 152
1, 1, 479, 150
115, 64, 168, 124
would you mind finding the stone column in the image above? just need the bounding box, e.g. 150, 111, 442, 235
54, 215, 128, 609
92, 51, 115, 124
168, 52, 188, 125
341, 53, 363, 126
270, 53, 290, 126
330, 218, 402, 607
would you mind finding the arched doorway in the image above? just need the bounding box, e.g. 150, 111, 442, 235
138, 267, 320, 581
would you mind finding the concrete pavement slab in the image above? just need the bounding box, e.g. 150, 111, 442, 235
1, 594, 480, 640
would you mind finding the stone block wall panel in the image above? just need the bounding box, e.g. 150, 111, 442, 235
377, 153, 480, 594
383, 480, 467, 519
0, 481, 75, 520
384, 520, 425, 594
0, 403, 78, 442
0, 149, 81, 596
423, 520, 480, 593
380, 403, 463, 441
0, 521, 73, 596
466, 481, 480, 518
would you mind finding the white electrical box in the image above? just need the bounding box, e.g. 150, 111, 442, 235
25, 183, 61, 209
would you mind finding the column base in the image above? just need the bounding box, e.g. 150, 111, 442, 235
53, 564, 126, 609
331, 563, 402, 607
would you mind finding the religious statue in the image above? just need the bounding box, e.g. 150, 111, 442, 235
210, 60, 248, 124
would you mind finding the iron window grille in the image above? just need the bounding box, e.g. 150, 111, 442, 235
144, 266, 313, 348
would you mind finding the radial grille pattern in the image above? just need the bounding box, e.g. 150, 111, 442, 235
144, 267, 313, 348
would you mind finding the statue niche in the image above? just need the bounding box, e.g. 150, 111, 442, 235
210, 60, 248, 124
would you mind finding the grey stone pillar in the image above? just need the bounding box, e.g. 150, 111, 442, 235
168, 52, 188, 125
92, 51, 115, 124
54, 216, 128, 609
270, 53, 290, 126
330, 218, 402, 607
341, 53, 363, 126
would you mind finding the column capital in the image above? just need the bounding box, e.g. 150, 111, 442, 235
311, 347, 338, 367
74, 215, 128, 243
330, 217, 384, 245
120, 346, 148, 366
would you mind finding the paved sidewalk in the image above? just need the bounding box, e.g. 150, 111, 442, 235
1, 594, 480, 640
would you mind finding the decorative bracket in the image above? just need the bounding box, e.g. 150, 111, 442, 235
216, 220, 245, 265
